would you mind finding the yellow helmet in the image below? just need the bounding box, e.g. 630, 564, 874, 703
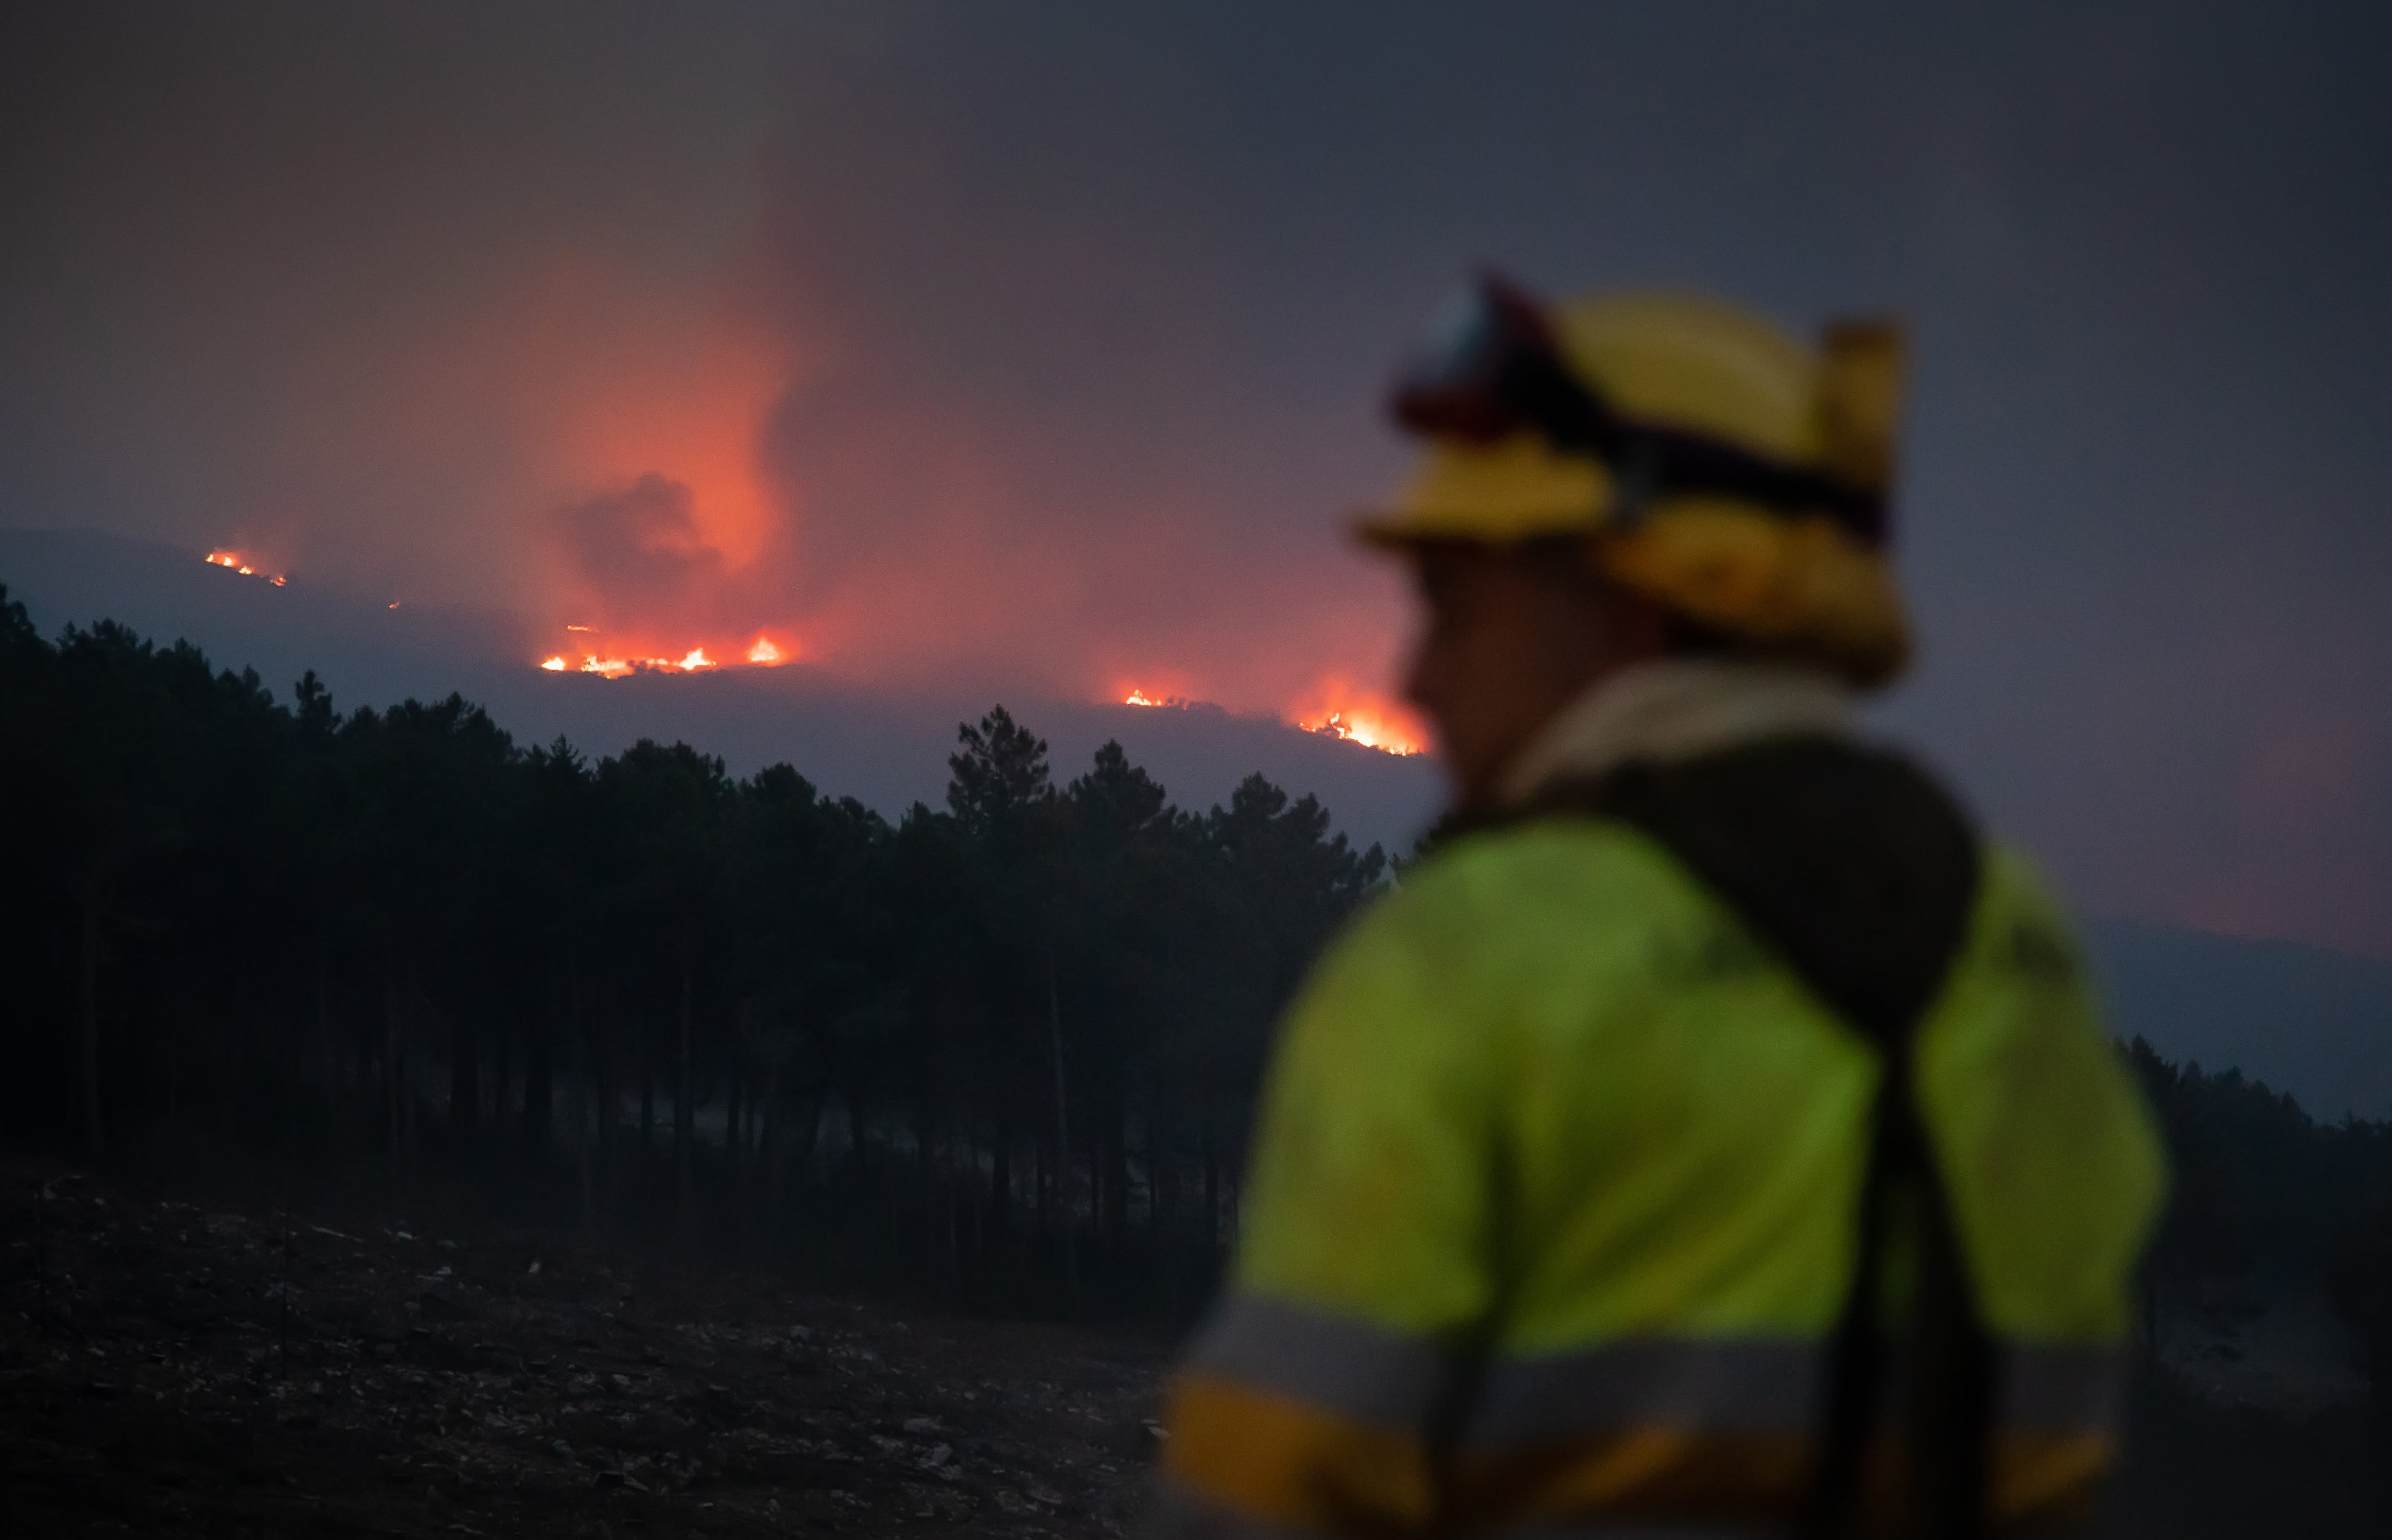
1358, 275, 1911, 688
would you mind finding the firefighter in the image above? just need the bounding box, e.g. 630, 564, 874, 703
1153, 277, 2166, 1537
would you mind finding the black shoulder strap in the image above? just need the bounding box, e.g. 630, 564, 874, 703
1503, 737, 1993, 1539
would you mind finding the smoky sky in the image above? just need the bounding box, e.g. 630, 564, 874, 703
4, 2, 2391, 954
553, 473, 726, 636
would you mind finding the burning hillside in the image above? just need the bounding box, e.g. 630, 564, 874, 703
1121, 681, 1426, 756
539, 635, 795, 678
1289, 678, 1425, 756
203, 551, 287, 587
186, 531, 1431, 761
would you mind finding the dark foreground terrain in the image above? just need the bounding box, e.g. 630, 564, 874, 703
2, 1163, 1168, 1537
9, 1161, 2391, 1538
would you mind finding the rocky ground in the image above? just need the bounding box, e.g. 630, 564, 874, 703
1, 1162, 1172, 1536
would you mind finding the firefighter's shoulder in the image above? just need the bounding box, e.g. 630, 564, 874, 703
1331, 814, 1730, 1006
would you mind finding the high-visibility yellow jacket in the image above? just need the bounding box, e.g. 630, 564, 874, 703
1157, 747, 2166, 1537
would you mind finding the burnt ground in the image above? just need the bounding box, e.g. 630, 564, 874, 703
1, 1163, 1172, 1537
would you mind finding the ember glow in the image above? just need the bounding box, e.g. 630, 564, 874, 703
1291, 678, 1428, 756
1116, 686, 1214, 711
1306, 711, 1419, 753
203, 550, 287, 586
535, 633, 794, 679
1118, 677, 1425, 755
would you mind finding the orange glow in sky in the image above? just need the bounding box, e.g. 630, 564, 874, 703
374, 260, 1427, 758
558, 330, 785, 572
514, 287, 819, 677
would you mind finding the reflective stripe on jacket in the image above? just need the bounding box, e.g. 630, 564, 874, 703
1156, 814, 2166, 1537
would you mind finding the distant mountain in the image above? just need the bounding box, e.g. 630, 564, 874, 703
2085, 920, 2392, 1123
0, 526, 1445, 853
1, 526, 536, 713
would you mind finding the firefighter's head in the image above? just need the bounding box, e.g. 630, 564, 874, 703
1361, 276, 1910, 807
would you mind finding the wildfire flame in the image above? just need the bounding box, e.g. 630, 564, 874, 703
1304, 711, 1418, 753
536, 634, 792, 678
1118, 678, 1426, 755
1118, 683, 1208, 709
1291, 678, 1427, 756
203, 550, 287, 586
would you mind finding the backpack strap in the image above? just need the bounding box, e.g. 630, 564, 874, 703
1488, 736, 1991, 1538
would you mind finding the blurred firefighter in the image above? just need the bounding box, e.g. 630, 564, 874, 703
1152, 278, 2166, 1538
